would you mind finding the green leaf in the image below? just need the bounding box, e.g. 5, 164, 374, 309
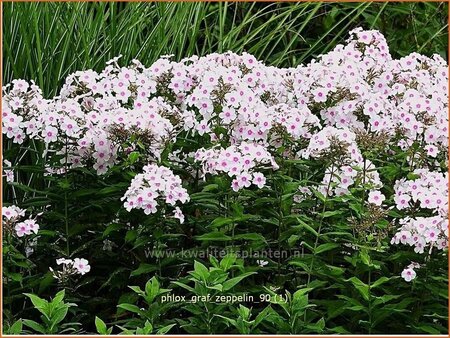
172, 281, 196, 294
9, 319, 23, 334
406, 173, 421, 180
22, 319, 46, 334
234, 233, 266, 242
314, 243, 340, 254
287, 234, 300, 247
220, 254, 237, 271
136, 320, 153, 334
52, 290, 65, 305
49, 306, 69, 329
293, 288, 313, 300
193, 261, 210, 280
209, 255, 220, 268
346, 277, 369, 301
222, 272, 256, 291
128, 151, 140, 164
24, 293, 50, 319
254, 305, 274, 327
8, 272, 23, 282
95, 316, 108, 335
156, 323, 176, 334
128, 286, 144, 296
319, 210, 343, 218
103, 223, 123, 237
415, 325, 441, 334
310, 188, 326, 202
117, 303, 142, 314
360, 249, 371, 266
130, 263, 158, 277
195, 232, 232, 241
145, 277, 160, 303
370, 276, 390, 289
210, 217, 233, 228
296, 218, 318, 236
125, 230, 137, 243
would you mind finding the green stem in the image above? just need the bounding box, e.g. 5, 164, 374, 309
304, 162, 335, 322
368, 266, 372, 334
64, 137, 70, 256
277, 178, 283, 278
306, 162, 335, 286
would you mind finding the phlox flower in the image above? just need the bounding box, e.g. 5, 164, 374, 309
42, 126, 58, 143
15, 222, 31, 237
231, 179, 240, 192
12, 79, 30, 93
3, 159, 14, 183
368, 190, 385, 206
73, 258, 91, 275
311, 88, 328, 103
394, 194, 411, 209
3, 205, 26, 220
219, 109, 236, 124
237, 173, 252, 189
14, 219, 39, 237
57, 258, 73, 265
424, 227, 439, 243
173, 207, 185, 224
196, 120, 211, 136
252, 173, 266, 189
401, 267, 416, 282
143, 202, 158, 215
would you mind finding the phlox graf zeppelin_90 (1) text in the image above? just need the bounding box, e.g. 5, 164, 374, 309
161, 293, 288, 304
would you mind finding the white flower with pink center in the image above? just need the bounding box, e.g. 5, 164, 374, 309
73, 258, 91, 275
401, 267, 416, 282
367, 190, 385, 206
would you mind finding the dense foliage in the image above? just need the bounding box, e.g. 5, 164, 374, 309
2, 2, 449, 335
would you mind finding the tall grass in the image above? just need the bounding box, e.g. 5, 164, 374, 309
3, 2, 448, 96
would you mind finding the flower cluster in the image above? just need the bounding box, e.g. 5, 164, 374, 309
393, 169, 448, 215
50, 258, 91, 282
2, 59, 180, 175
2, 205, 39, 237
121, 164, 189, 221
195, 142, 278, 191
391, 169, 448, 256
301, 127, 383, 197
288, 28, 447, 154
2, 79, 50, 145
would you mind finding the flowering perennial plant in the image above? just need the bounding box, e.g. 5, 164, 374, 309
2, 27, 448, 334
3, 28, 448, 281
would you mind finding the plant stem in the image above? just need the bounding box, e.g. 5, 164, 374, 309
304, 162, 335, 322
306, 162, 335, 286
64, 136, 70, 256
368, 265, 372, 334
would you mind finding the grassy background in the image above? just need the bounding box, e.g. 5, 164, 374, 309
3, 2, 448, 96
